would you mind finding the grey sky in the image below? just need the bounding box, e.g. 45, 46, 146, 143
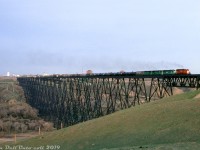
0, 0, 199, 75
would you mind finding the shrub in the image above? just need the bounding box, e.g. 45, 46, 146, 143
0, 107, 8, 118
3, 121, 12, 133
11, 122, 21, 131
20, 123, 28, 133
41, 122, 54, 131
0, 120, 3, 131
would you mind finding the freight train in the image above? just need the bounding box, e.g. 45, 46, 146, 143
86, 69, 191, 76
48, 69, 190, 78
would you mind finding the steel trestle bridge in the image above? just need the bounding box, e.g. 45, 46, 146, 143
17, 74, 200, 128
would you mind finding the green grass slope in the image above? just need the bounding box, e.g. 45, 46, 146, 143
4, 90, 200, 150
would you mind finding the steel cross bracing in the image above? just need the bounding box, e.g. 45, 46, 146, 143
17, 74, 200, 128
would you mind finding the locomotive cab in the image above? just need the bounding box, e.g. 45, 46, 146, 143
176, 69, 190, 75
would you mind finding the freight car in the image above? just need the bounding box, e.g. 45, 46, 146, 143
135, 70, 176, 75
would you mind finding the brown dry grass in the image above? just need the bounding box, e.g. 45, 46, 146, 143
0, 132, 40, 144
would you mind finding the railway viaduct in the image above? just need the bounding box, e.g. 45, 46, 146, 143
17, 74, 200, 128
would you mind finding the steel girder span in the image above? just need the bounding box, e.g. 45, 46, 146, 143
17, 75, 200, 128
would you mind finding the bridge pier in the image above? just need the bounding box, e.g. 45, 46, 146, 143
149, 78, 173, 101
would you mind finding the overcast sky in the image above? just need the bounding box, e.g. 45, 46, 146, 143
0, 0, 199, 75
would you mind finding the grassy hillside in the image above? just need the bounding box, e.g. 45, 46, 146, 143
2, 90, 200, 149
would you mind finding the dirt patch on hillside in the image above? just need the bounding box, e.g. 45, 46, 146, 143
173, 87, 194, 95
194, 94, 200, 99
173, 88, 184, 95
